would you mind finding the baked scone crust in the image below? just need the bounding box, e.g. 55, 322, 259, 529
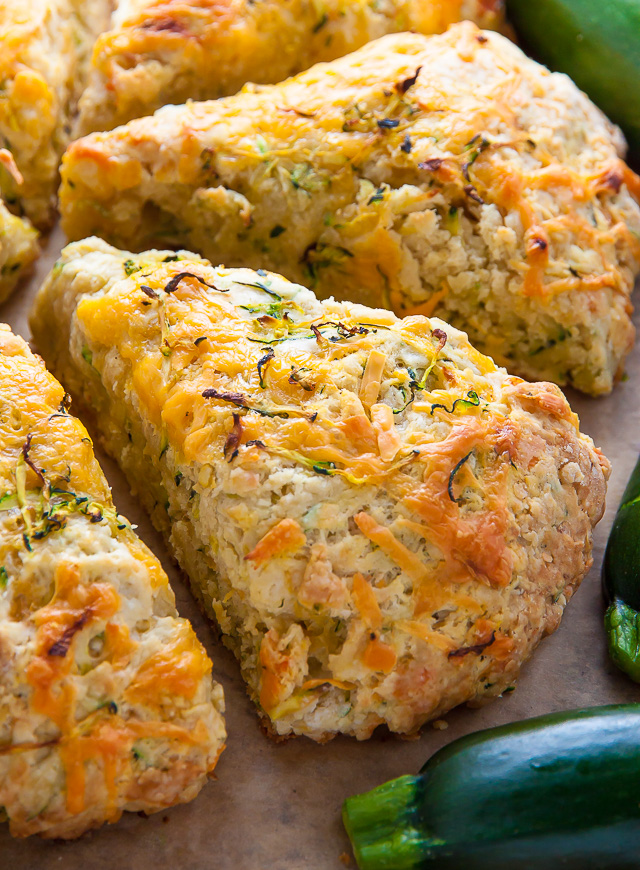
31, 237, 610, 741
0, 0, 111, 227
61, 24, 640, 394
0, 324, 226, 838
76, 0, 504, 135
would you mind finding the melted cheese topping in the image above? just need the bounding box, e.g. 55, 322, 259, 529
76, 0, 504, 134
245, 517, 307, 566
0, 324, 225, 837
31, 238, 610, 740
61, 23, 640, 396
76, 257, 541, 636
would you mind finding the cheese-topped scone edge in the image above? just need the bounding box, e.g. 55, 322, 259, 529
76, 0, 505, 134
61, 24, 640, 395
31, 237, 610, 741
0, 324, 226, 838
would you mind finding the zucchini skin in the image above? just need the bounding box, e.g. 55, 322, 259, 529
603, 456, 640, 681
505, 0, 640, 154
343, 704, 640, 869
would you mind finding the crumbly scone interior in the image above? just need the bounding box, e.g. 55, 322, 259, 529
31, 238, 610, 741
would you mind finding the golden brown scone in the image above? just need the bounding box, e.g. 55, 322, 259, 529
61, 25, 640, 395
0, 324, 226, 838
0, 0, 111, 227
76, 0, 505, 135
0, 206, 38, 305
31, 237, 610, 742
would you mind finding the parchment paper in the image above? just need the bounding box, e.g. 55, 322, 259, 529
1, 227, 639, 869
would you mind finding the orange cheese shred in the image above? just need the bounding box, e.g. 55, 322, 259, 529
60, 722, 130, 817
405, 284, 449, 318
359, 349, 386, 408
258, 629, 296, 713
245, 517, 307, 566
259, 670, 283, 713
397, 619, 458, 653
0, 148, 23, 185
362, 637, 397, 674
300, 678, 354, 691
354, 511, 428, 584
371, 402, 402, 462
104, 622, 137, 670
522, 227, 550, 298
485, 632, 516, 661
351, 571, 382, 630
60, 715, 211, 816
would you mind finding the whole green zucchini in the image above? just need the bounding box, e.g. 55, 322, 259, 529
343, 704, 640, 869
603, 456, 640, 681
506, 0, 640, 155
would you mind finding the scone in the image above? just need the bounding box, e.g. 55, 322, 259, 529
0, 325, 226, 838
31, 237, 610, 741
76, 0, 504, 134
0, 0, 111, 227
60, 24, 640, 395
0, 195, 38, 304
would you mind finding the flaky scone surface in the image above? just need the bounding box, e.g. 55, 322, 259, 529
0, 0, 111, 227
76, 0, 504, 134
0, 325, 225, 838
32, 238, 609, 741
61, 25, 640, 394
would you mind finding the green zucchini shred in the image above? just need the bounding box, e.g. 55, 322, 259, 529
447, 451, 473, 504
123, 259, 141, 277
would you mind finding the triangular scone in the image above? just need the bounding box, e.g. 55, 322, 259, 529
0, 0, 111, 228
31, 238, 609, 742
62, 24, 640, 395
0, 325, 225, 838
75, 0, 504, 135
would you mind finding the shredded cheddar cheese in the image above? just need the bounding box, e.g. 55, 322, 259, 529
60, 23, 640, 396
362, 637, 397, 674
245, 518, 307, 565
0, 325, 226, 838
31, 238, 610, 742
359, 350, 387, 409
354, 512, 430, 584
371, 402, 402, 462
